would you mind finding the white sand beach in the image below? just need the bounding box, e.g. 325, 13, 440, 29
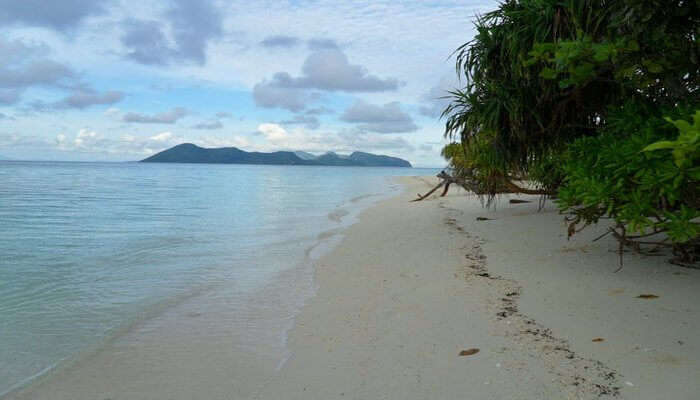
9, 176, 700, 400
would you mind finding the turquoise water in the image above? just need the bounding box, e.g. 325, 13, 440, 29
0, 161, 437, 395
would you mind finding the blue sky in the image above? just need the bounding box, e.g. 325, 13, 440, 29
0, 0, 495, 167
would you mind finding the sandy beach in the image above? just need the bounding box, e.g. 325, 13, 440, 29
9, 176, 700, 399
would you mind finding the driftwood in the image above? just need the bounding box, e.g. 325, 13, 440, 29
509, 199, 532, 204
411, 171, 462, 202
411, 170, 551, 202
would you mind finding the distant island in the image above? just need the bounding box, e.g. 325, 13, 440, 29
141, 143, 412, 167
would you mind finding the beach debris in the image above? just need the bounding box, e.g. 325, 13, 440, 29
412, 170, 491, 202
459, 231, 621, 397
509, 199, 532, 204
625, 381, 634, 387
592, 338, 605, 342
476, 217, 493, 221
636, 294, 659, 299
496, 303, 518, 319
411, 171, 454, 201
459, 348, 480, 356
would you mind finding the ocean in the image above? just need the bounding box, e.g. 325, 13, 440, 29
0, 160, 438, 396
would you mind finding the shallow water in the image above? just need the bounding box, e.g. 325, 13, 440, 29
0, 161, 438, 396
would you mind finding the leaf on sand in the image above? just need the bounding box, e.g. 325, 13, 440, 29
592, 338, 605, 342
476, 217, 493, 221
637, 294, 659, 299
459, 348, 480, 356
509, 199, 532, 204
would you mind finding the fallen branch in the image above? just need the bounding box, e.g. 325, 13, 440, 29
411, 170, 468, 202
412, 169, 554, 202
411, 180, 446, 202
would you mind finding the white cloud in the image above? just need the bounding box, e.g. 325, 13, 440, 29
253, 123, 413, 155
196, 135, 250, 149
149, 131, 173, 142
54, 129, 183, 155
257, 123, 289, 142
50, 128, 256, 157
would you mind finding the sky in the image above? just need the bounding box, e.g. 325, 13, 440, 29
0, 0, 495, 167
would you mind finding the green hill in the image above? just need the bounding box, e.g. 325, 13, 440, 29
142, 143, 411, 167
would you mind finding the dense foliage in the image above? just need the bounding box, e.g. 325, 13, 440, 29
442, 0, 699, 263
558, 106, 699, 263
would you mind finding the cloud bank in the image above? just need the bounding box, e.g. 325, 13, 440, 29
340, 101, 418, 133
0, 0, 109, 31
121, 0, 223, 65
253, 49, 401, 112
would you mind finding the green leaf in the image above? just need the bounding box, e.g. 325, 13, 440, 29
643, 141, 675, 152
593, 45, 611, 62
670, 119, 692, 135
539, 67, 558, 79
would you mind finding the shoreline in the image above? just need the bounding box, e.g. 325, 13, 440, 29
256, 176, 700, 399
9, 176, 699, 399
255, 177, 620, 399
3, 179, 402, 400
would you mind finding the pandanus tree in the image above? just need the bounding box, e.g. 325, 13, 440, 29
437, 0, 700, 265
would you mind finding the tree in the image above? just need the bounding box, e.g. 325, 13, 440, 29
441, 0, 699, 264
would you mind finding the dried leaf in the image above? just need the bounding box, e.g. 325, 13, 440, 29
637, 294, 659, 299
509, 199, 532, 204
476, 217, 493, 221
459, 348, 480, 356
592, 338, 605, 342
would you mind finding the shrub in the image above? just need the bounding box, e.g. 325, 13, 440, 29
557, 106, 699, 264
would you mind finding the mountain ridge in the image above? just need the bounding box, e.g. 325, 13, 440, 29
141, 143, 412, 167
